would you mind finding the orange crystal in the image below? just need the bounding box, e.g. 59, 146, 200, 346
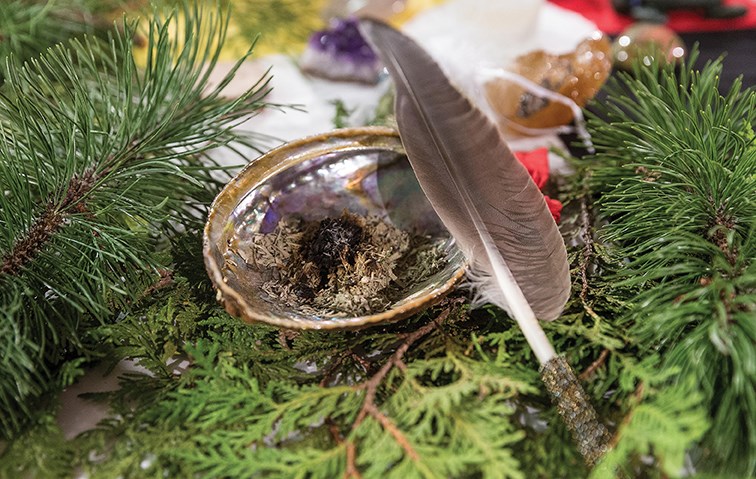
484, 34, 612, 131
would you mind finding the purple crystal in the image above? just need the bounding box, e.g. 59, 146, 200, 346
309, 17, 378, 65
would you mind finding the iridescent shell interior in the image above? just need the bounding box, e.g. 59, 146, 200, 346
203, 127, 466, 330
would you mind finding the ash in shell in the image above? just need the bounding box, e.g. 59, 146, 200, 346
229, 211, 449, 317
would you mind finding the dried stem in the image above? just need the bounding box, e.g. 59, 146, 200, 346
277, 329, 299, 350
344, 440, 361, 479
353, 309, 448, 427
348, 307, 451, 469
364, 402, 419, 461
141, 269, 174, 297
579, 349, 610, 381
579, 193, 602, 323
326, 418, 363, 479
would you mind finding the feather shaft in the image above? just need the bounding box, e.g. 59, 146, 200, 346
482, 240, 557, 363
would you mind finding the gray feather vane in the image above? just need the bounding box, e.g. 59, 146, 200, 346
360, 19, 570, 342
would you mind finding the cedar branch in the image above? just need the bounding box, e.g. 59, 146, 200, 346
364, 402, 418, 461
326, 418, 363, 479
609, 382, 645, 449
326, 417, 362, 479
344, 440, 361, 479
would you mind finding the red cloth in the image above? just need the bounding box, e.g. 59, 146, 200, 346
549, 0, 756, 34
515, 148, 550, 189
544, 196, 563, 224
514, 148, 563, 224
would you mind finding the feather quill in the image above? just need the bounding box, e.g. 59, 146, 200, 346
359, 19, 570, 364
360, 20, 611, 466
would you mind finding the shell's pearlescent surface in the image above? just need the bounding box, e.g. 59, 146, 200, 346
203, 127, 465, 330
483, 34, 612, 131
612, 23, 686, 71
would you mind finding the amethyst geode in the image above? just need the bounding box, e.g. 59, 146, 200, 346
300, 17, 382, 83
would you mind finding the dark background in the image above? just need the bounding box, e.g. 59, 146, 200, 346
681, 29, 756, 88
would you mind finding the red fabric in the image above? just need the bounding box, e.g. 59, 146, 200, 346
544, 196, 564, 224
514, 148, 563, 224
515, 148, 550, 189
548, 0, 756, 34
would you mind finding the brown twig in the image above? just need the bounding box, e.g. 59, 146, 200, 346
350, 352, 371, 374
277, 329, 299, 350
579, 195, 593, 303
578, 193, 603, 323
353, 310, 449, 428
364, 402, 419, 461
326, 418, 363, 479
579, 349, 610, 381
344, 440, 361, 479
141, 268, 174, 297
1, 168, 103, 276
347, 308, 451, 469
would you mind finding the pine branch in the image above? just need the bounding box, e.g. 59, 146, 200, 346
0, 0, 133, 82
1, 168, 103, 276
0, 1, 273, 438
587, 50, 756, 476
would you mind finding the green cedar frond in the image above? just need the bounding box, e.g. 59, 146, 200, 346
592, 376, 709, 478
0, 413, 74, 479
0, 1, 272, 438
587, 50, 756, 476
38, 284, 536, 479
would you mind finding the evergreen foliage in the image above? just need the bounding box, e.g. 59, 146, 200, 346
0, 0, 129, 82
0, 1, 272, 438
0, 2, 753, 478
586, 52, 755, 476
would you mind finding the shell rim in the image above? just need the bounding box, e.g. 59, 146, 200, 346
202, 126, 466, 330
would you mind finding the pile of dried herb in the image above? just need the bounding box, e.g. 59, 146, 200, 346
238, 211, 448, 316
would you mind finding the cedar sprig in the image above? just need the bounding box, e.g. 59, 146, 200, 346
0, 221, 698, 479
72, 303, 533, 479
0, 16, 750, 479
